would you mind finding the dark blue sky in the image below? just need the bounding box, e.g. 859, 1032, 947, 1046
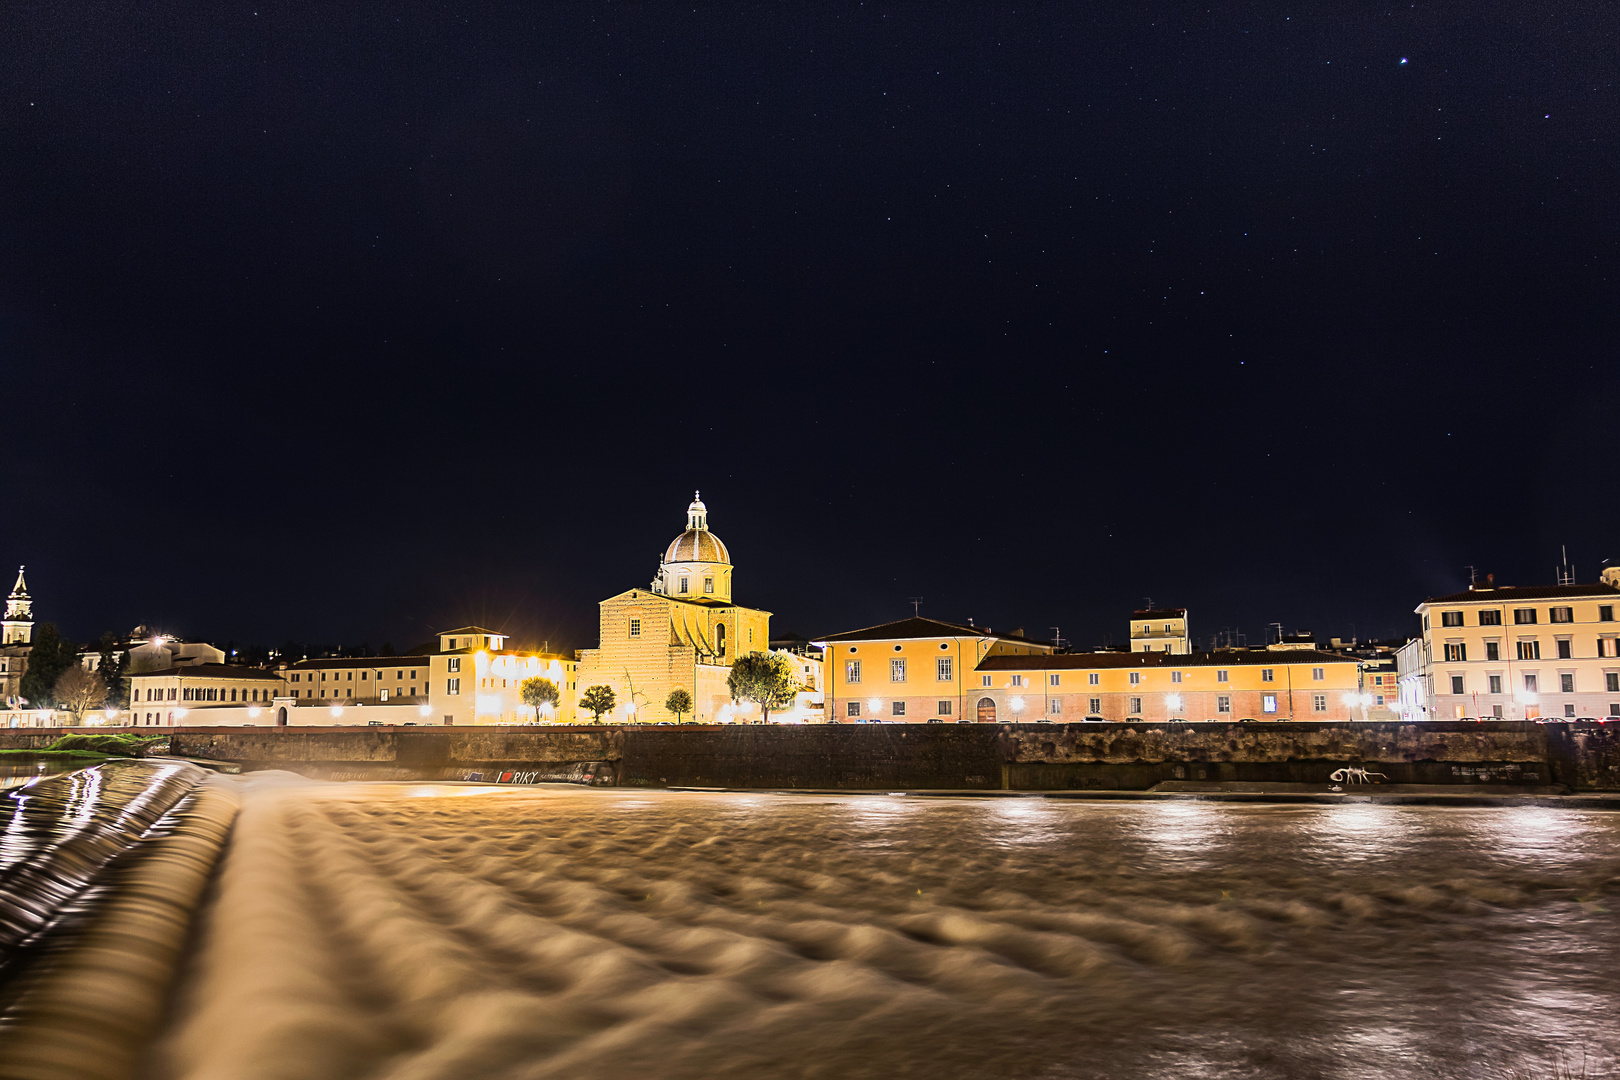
2, 1, 1615, 653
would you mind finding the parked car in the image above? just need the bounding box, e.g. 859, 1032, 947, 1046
1238, 718, 1258, 723
927, 717, 943, 723
1083, 715, 1108, 723
1167, 717, 1188, 723
1035, 718, 1056, 724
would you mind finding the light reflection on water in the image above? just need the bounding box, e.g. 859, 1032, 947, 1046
152, 783, 1620, 1080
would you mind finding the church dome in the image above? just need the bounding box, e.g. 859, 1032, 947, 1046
664, 493, 730, 564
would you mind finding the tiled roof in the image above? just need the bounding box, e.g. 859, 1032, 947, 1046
125, 664, 285, 682
1420, 583, 1620, 605
814, 617, 1050, 646
286, 656, 431, 670
1131, 608, 1187, 619
976, 649, 1356, 671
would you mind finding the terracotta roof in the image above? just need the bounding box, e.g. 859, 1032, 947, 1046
1420, 583, 1620, 605
286, 656, 431, 670
813, 617, 1050, 646
125, 664, 285, 682
976, 649, 1356, 671
1131, 608, 1187, 619
664, 529, 730, 564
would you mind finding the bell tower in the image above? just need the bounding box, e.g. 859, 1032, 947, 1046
3, 566, 33, 646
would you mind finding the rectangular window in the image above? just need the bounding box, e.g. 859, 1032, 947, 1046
679, 577, 688, 594
1261, 668, 1274, 682
1262, 694, 1278, 713
1128, 696, 1142, 714
1050, 674, 1061, 686
1557, 639, 1572, 659
448, 657, 461, 673
447, 678, 460, 695
1088, 673, 1099, 685
1551, 607, 1573, 624
891, 659, 907, 683
1312, 667, 1325, 681
1444, 644, 1466, 662
1565, 704, 1577, 717
629, 619, 641, 638
704, 577, 714, 594
846, 660, 862, 684
1312, 694, 1326, 712
1129, 672, 1140, 685
1518, 640, 1541, 661
1441, 611, 1464, 627
1489, 675, 1503, 694
291, 673, 300, 683
938, 700, 953, 715
1600, 639, 1619, 658
1486, 642, 1501, 661
982, 675, 992, 687
1601, 606, 1615, 622
1217, 695, 1231, 713
1608, 673, 1620, 693
847, 701, 861, 718
937, 657, 953, 681
1089, 697, 1102, 714
1561, 673, 1575, 693
1010, 674, 1024, 687
1049, 698, 1061, 714
892, 701, 906, 717
1217, 670, 1229, 683
1514, 609, 1537, 625
1376, 695, 1385, 706
1450, 675, 1465, 695
1478, 609, 1502, 626
380, 689, 389, 701
1171, 671, 1182, 684
1492, 705, 1503, 718
1524, 674, 1538, 693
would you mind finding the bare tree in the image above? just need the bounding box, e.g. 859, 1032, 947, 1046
55, 666, 106, 724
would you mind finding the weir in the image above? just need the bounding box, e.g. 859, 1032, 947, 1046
164, 720, 1620, 791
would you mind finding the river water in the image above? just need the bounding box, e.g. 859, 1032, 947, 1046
151, 781, 1620, 1080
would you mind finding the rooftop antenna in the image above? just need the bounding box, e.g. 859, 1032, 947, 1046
1465, 564, 1477, 586
909, 596, 924, 616
1556, 545, 1575, 586
1049, 626, 1065, 650
1142, 596, 1155, 611
1267, 621, 1283, 645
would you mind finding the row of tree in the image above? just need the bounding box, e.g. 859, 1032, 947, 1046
516, 651, 801, 725
16, 625, 131, 721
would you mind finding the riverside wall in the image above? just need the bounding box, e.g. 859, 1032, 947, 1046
161, 721, 1620, 791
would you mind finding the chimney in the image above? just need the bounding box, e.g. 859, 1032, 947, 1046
1008, 628, 1025, 639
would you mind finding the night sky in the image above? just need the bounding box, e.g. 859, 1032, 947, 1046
3, 2, 1616, 655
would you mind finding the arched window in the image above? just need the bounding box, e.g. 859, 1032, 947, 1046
716, 623, 727, 658
976, 697, 996, 723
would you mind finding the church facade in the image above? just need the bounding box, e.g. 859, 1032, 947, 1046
574, 495, 770, 723
0, 568, 33, 705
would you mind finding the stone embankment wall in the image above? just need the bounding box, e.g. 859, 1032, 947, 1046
157, 721, 1620, 791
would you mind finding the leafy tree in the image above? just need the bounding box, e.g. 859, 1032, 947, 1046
580, 684, 616, 723
19, 624, 77, 707
520, 676, 561, 723
55, 666, 106, 724
96, 631, 128, 708
664, 687, 693, 723
726, 651, 801, 723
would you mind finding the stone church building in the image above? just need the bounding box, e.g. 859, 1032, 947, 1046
574, 494, 770, 723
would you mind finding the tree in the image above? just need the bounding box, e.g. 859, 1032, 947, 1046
19, 624, 77, 707
96, 631, 128, 708
580, 684, 616, 723
664, 687, 693, 723
55, 666, 106, 724
520, 676, 561, 723
726, 651, 801, 723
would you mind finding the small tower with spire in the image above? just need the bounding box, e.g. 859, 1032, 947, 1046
3, 567, 32, 646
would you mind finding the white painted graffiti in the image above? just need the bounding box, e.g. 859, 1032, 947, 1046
1329, 766, 1388, 785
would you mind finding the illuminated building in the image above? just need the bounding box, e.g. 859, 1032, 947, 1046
125, 664, 288, 726
427, 627, 579, 726
814, 618, 1054, 723
573, 494, 771, 723
0, 567, 33, 705
281, 655, 432, 704
1130, 607, 1189, 654
1415, 571, 1620, 720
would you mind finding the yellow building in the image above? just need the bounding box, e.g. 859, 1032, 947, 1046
282, 655, 432, 703
814, 617, 1055, 723
1415, 579, 1620, 720
426, 626, 579, 725
974, 650, 1362, 723
573, 494, 770, 723
1130, 607, 1189, 654
126, 664, 288, 726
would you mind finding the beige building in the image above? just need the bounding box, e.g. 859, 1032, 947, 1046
1130, 607, 1189, 654
125, 664, 288, 726
428, 626, 579, 726
815, 617, 1055, 723
282, 655, 433, 703
0, 567, 32, 705
1415, 578, 1620, 720
574, 494, 771, 723
974, 649, 1362, 723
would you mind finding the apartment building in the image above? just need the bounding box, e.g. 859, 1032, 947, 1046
125, 664, 288, 726
1130, 608, 1189, 654
1415, 578, 1620, 719
282, 656, 433, 703
428, 626, 579, 725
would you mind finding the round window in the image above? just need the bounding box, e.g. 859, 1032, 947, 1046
940, 643, 949, 650
849, 646, 858, 653
894, 644, 903, 652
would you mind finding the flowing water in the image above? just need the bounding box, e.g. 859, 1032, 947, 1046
150, 780, 1620, 1080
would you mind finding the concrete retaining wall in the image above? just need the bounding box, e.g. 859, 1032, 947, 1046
160, 721, 1620, 791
